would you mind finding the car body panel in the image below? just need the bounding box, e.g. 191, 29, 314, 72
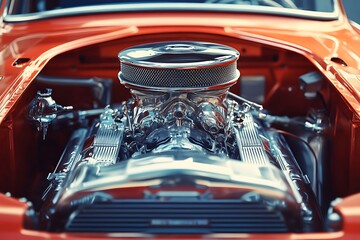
1, 3, 360, 125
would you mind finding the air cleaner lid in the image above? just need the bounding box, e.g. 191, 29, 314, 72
118, 41, 240, 91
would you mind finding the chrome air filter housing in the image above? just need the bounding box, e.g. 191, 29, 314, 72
118, 41, 240, 91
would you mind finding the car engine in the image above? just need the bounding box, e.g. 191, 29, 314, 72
28, 41, 323, 233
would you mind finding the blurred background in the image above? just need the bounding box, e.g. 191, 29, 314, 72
342, 0, 360, 24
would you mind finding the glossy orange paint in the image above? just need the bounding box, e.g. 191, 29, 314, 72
1, 4, 360, 124
1, 0, 360, 239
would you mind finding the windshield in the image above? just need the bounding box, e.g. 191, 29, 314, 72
6, 0, 336, 21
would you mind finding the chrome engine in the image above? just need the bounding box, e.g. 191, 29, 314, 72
31, 42, 322, 233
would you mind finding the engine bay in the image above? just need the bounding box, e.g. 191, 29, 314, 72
1, 35, 350, 234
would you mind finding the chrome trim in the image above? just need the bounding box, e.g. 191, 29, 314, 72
120, 77, 239, 92
92, 126, 123, 165
42, 128, 88, 200
3, 2, 339, 23
91, 107, 126, 165
351, 20, 360, 31
118, 41, 240, 91
119, 42, 239, 69
54, 150, 299, 208
233, 114, 269, 165
268, 131, 316, 223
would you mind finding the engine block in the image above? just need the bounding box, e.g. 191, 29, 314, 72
38, 42, 322, 233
